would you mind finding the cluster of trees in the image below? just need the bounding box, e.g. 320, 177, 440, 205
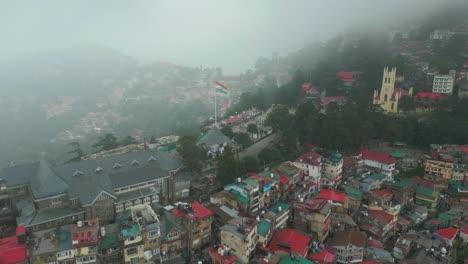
66, 133, 141, 163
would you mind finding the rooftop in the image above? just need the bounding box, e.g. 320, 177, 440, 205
0, 235, 27, 264
370, 189, 393, 199
197, 128, 233, 146
367, 210, 395, 224
30, 228, 58, 256
57, 225, 72, 252
267, 228, 310, 257
220, 217, 258, 240
360, 149, 396, 165
71, 218, 99, 247
98, 224, 121, 252
434, 226, 457, 241
295, 152, 322, 166
279, 255, 313, 264
330, 230, 367, 248
345, 186, 362, 200
172, 201, 213, 220
269, 202, 290, 215
257, 219, 272, 237
319, 189, 345, 203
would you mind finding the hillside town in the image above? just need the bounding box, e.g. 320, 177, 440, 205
2, 7, 468, 264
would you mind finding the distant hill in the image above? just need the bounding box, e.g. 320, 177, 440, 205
0, 45, 138, 97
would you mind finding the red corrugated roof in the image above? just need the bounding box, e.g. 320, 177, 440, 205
173, 202, 213, 220
280, 176, 289, 184
336, 71, 353, 82
302, 83, 313, 91
414, 92, 447, 100
320, 96, 347, 106
460, 225, 468, 234
360, 149, 396, 165
308, 248, 335, 263
267, 228, 310, 257
15, 226, 25, 236
319, 189, 345, 203
398, 216, 410, 226
368, 239, 384, 249
0, 236, 27, 264
368, 210, 394, 224
434, 227, 457, 241
458, 146, 468, 153
295, 152, 322, 166
226, 116, 240, 124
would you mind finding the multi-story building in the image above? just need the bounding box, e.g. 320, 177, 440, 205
415, 186, 440, 211
220, 217, 258, 264
292, 198, 331, 242
72, 218, 100, 264
267, 202, 290, 230
170, 202, 213, 251
432, 75, 454, 94
373, 67, 413, 114
344, 187, 362, 213
159, 210, 187, 262
257, 219, 273, 248
224, 178, 261, 215
368, 189, 394, 207
330, 230, 367, 264
321, 153, 343, 189
359, 149, 396, 179
384, 179, 417, 208
359, 209, 397, 243
57, 225, 75, 264
267, 228, 311, 257
452, 163, 466, 182
0, 149, 184, 231
360, 173, 387, 193
129, 204, 161, 263
30, 228, 59, 264
0, 179, 14, 225
98, 223, 122, 264
423, 158, 454, 181
430, 30, 450, 41
293, 152, 322, 184
273, 162, 302, 197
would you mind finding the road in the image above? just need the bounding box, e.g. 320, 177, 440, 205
238, 132, 280, 159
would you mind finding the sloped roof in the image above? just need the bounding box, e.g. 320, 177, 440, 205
258, 219, 272, 236
330, 230, 367, 247
308, 248, 335, 263
0, 162, 38, 186
360, 149, 396, 165
434, 227, 457, 241
267, 228, 310, 257
368, 210, 394, 225
0, 235, 27, 264
197, 128, 232, 146
58, 225, 72, 252
30, 159, 68, 199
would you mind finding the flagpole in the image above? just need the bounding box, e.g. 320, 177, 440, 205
214, 82, 217, 128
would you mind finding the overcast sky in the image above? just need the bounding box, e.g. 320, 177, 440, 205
0, 0, 447, 73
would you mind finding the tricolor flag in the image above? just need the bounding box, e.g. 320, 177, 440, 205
215, 81, 229, 95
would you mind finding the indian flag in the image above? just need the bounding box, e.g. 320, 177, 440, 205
215, 81, 229, 94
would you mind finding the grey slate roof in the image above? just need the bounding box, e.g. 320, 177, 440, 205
30, 159, 68, 199
220, 224, 246, 239
17, 207, 84, 227
114, 187, 157, 203
0, 162, 38, 186
1, 149, 183, 206
160, 210, 185, 238
197, 128, 232, 146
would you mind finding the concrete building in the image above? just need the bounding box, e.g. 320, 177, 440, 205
293, 152, 322, 185
72, 219, 99, 264
330, 230, 367, 264
292, 198, 331, 242
432, 75, 454, 94
220, 217, 258, 264
321, 153, 343, 189
424, 158, 454, 182
359, 149, 396, 179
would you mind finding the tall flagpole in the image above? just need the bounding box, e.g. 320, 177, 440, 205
214, 82, 217, 128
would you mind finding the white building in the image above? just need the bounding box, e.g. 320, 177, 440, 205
331, 230, 367, 264
293, 152, 322, 184
429, 30, 450, 41
359, 149, 396, 180
432, 75, 454, 95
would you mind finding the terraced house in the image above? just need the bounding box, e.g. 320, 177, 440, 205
0, 149, 183, 231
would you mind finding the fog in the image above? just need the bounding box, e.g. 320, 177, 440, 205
1, 0, 445, 73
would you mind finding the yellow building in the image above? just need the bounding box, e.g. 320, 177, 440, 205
373, 67, 412, 114
423, 158, 454, 181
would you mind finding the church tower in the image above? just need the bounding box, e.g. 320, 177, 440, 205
373, 67, 401, 113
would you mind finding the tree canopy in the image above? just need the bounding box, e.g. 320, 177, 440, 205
92, 133, 118, 152
177, 135, 204, 173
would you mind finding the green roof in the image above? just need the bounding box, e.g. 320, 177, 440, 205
279, 165, 294, 176
196, 132, 208, 141
99, 224, 121, 251
121, 224, 140, 237
230, 189, 249, 204
243, 178, 258, 188
345, 187, 362, 200
416, 186, 439, 198
389, 179, 416, 188
279, 256, 313, 264
257, 219, 272, 236
269, 202, 290, 214
390, 149, 405, 158
369, 173, 386, 181
330, 153, 343, 163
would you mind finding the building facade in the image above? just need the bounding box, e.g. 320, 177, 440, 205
432, 75, 454, 94
373, 67, 413, 114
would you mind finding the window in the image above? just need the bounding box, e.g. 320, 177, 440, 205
127, 247, 137, 256
73, 170, 84, 177
95, 167, 103, 173
131, 160, 140, 166
167, 231, 179, 240
148, 156, 157, 162
116, 204, 124, 212
148, 230, 159, 238
51, 197, 62, 205
113, 163, 122, 169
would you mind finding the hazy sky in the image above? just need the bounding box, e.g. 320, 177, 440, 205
0, 0, 445, 73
